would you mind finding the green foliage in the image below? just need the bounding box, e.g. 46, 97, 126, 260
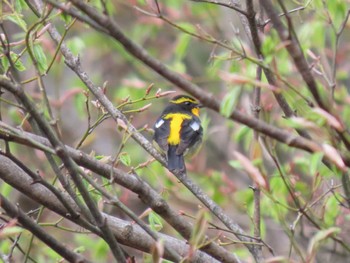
200, 113, 210, 140
261, 177, 289, 221
327, 0, 347, 28
4, 13, 27, 31
298, 21, 325, 50
220, 88, 241, 117
75, 235, 109, 261
261, 29, 280, 64
175, 34, 191, 61
0, 183, 13, 198
14, 0, 29, 13
189, 210, 209, 249
234, 188, 254, 210
323, 195, 340, 227
148, 211, 163, 231
119, 152, 131, 166
307, 227, 340, 261
66, 37, 86, 56
0, 226, 23, 239
33, 44, 48, 73
309, 152, 324, 176
73, 92, 87, 119
1, 52, 26, 72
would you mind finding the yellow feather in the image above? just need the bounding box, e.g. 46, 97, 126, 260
170, 97, 197, 104
191, 107, 200, 117
164, 113, 191, 145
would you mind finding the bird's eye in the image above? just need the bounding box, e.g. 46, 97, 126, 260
184, 101, 191, 105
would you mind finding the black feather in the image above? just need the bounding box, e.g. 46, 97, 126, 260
167, 145, 185, 171
153, 118, 170, 152
176, 117, 202, 155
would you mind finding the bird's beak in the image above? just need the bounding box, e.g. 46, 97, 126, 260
198, 104, 204, 108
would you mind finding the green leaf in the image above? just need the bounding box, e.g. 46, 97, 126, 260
5, 14, 27, 31
119, 152, 131, 166
261, 29, 279, 61
94, 239, 109, 259
148, 212, 163, 231
190, 210, 208, 248
33, 44, 48, 73
308, 227, 340, 261
234, 125, 251, 142
200, 113, 210, 140
14, 0, 28, 13
177, 22, 196, 33
0, 183, 12, 198
61, 12, 72, 24
67, 37, 86, 56
1, 56, 9, 72
175, 34, 191, 60
0, 226, 23, 239
220, 88, 241, 117
324, 195, 340, 226
327, 0, 347, 28
309, 152, 324, 176
12, 55, 26, 71
73, 92, 86, 119
229, 160, 242, 170
170, 61, 186, 73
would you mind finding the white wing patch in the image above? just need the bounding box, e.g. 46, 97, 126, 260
190, 121, 200, 131
155, 119, 165, 128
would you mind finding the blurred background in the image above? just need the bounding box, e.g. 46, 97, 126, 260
2, 0, 350, 262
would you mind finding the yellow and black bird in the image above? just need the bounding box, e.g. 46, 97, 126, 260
153, 95, 203, 172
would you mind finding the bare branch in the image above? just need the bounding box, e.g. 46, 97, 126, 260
0, 155, 220, 262
0, 121, 239, 263
0, 194, 91, 263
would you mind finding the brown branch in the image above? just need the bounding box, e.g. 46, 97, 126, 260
36, 2, 350, 259
0, 155, 220, 262
260, 0, 327, 111
32, 1, 350, 260
0, 78, 128, 262
60, 0, 324, 154
0, 194, 91, 263
189, 0, 248, 16
248, 1, 263, 260
0, 122, 239, 263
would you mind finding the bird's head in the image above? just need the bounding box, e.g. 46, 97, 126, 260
170, 95, 202, 116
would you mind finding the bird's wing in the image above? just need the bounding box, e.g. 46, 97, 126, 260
153, 117, 170, 152
176, 117, 202, 155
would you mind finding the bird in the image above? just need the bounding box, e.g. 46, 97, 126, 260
153, 94, 203, 172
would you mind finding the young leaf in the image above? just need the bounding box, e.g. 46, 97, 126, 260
5, 14, 27, 31
220, 88, 241, 118
148, 212, 163, 232
119, 152, 131, 167
309, 152, 324, 176
1, 52, 26, 72
33, 44, 48, 73
189, 210, 208, 248
14, 0, 28, 13
307, 227, 340, 262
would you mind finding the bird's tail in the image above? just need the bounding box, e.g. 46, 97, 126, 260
167, 146, 185, 172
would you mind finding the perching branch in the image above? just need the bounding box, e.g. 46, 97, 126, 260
0, 155, 220, 262
0, 121, 239, 263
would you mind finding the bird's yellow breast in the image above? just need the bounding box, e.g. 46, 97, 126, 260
164, 113, 191, 145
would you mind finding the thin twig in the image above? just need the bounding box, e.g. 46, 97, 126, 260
0, 194, 91, 263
